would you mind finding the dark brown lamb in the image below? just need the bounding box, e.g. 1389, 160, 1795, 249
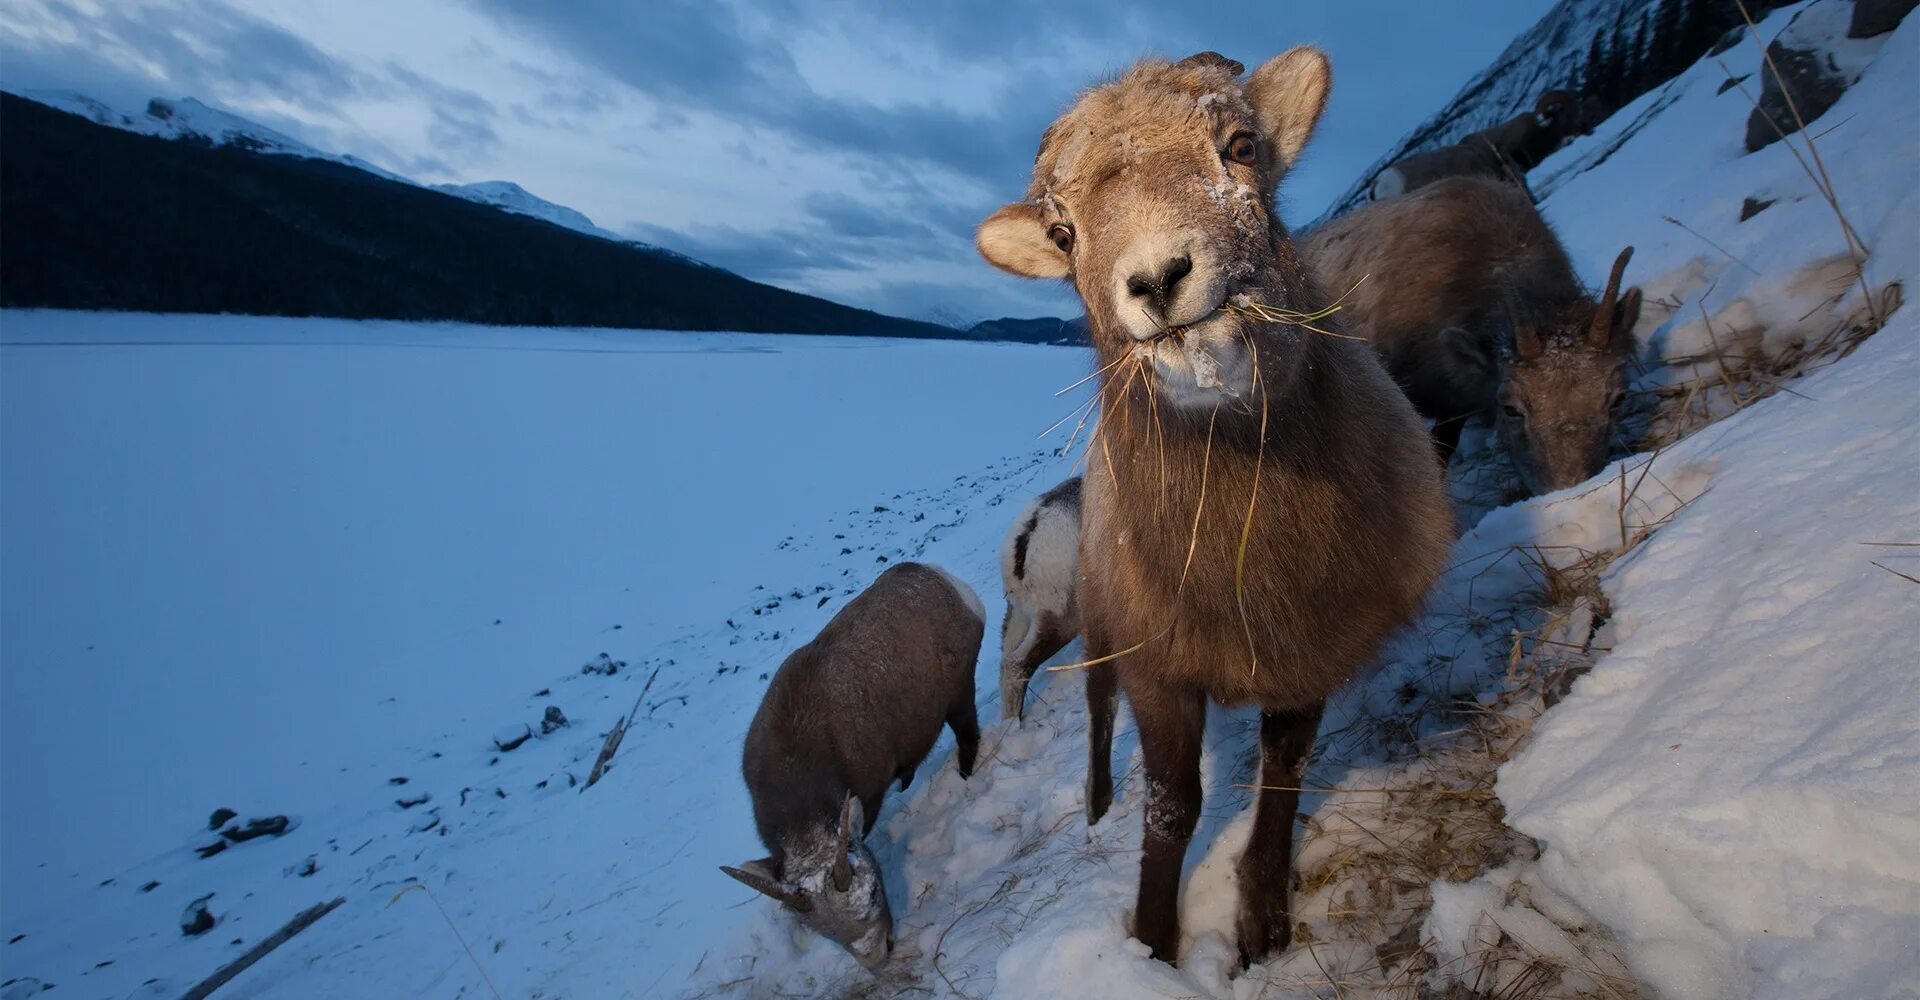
1307, 175, 1642, 494
721, 561, 984, 970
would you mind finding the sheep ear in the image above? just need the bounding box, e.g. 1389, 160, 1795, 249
830, 795, 863, 892
721, 859, 811, 911
977, 202, 1069, 279
1246, 46, 1331, 168
839, 794, 865, 845
1610, 287, 1644, 346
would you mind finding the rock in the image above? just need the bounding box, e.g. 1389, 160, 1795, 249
290, 856, 318, 877
1851, 0, 1916, 37
180, 894, 216, 936
207, 807, 237, 830
539, 705, 568, 735
140, 880, 160, 892
396, 793, 431, 809
1746, 1, 1884, 152
220, 816, 290, 843
388, 776, 409, 786
194, 840, 228, 860
493, 723, 532, 752
0, 978, 53, 999
1740, 196, 1777, 221
580, 653, 623, 676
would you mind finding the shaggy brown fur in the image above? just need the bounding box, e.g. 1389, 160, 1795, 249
725, 562, 984, 969
1307, 176, 1642, 493
977, 49, 1453, 968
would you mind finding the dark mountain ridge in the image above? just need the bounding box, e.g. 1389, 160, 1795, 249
0, 94, 957, 338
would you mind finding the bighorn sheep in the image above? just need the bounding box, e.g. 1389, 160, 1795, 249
975, 49, 1452, 966
1370, 91, 1579, 200
722, 562, 985, 969
999, 476, 1082, 722
1306, 175, 1643, 493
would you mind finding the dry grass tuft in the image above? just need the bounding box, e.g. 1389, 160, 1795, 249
1634, 280, 1898, 450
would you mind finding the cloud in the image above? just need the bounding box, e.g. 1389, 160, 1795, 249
385, 62, 500, 159
457, 0, 1065, 192
0, 0, 373, 106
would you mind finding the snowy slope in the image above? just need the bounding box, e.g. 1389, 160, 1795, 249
1490, 6, 1920, 999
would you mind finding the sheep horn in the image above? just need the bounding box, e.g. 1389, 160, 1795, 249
1590, 246, 1634, 347
1499, 274, 1541, 362
1176, 51, 1245, 76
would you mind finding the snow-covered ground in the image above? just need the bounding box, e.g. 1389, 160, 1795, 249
0, 314, 1090, 998
3, 3, 1916, 998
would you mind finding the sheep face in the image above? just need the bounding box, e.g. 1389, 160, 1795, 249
977, 49, 1331, 411
721, 797, 893, 969
1496, 250, 1642, 493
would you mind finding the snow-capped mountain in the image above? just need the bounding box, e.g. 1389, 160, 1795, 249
432, 179, 707, 264
432, 179, 624, 241
22, 90, 410, 184
11, 88, 700, 262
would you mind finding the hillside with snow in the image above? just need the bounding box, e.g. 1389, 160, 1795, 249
1, 3, 1916, 999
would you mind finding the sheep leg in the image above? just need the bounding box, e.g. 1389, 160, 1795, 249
1001, 614, 1076, 723
1129, 677, 1206, 965
998, 603, 1039, 721
1084, 660, 1119, 824
946, 698, 980, 780
1235, 702, 1323, 968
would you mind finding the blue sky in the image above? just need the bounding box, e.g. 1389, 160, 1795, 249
0, 0, 1553, 324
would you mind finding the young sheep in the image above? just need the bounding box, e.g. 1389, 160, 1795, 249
1370, 91, 1580, 200
1306, 175, 1642, 492
721, 562, 984, 969
998, 476, 1083, 722
976, 49, 1452, 967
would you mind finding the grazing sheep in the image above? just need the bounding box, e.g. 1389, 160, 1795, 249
999, 476, 1083, 722
975, 48, 1452, 967
1306, 175, 1642, 492
720, 562, 984, 969
1370, 90, 1580, 200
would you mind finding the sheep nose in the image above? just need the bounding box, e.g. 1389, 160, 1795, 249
1125, 254, 1192, 315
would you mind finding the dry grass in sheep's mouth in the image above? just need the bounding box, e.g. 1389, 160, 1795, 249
1202, 279, 1373, 342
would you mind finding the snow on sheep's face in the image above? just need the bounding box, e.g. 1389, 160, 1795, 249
720, 796, 894, 969
977, 49, 1331, 411
1495, 249, 1642, 494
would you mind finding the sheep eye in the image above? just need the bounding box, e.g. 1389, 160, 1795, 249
1225, 132, 1257, 166
1047, 223, 1074, 254
1501, 403, 1525, 420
